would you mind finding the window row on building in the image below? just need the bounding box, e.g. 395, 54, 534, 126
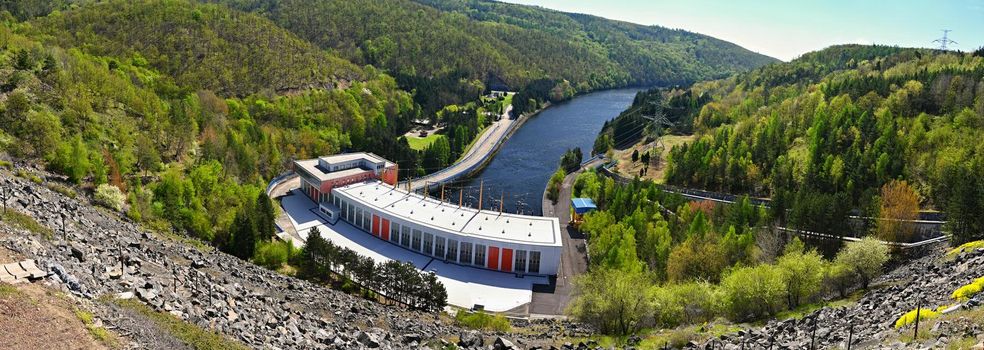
333, 194, 542, 274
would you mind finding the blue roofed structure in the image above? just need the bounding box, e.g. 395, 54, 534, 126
571, 198, 597, 215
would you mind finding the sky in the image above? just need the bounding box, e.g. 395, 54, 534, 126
499, 0, 984, 61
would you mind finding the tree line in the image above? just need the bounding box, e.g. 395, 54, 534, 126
299, 227, 447, 312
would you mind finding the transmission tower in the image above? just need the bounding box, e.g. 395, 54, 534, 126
639, 101, 673, 168
932, 29, 957, 51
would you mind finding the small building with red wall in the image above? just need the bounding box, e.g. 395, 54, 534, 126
293, 153, 398, 216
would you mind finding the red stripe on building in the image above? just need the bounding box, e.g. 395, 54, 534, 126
500, 248, 513, 272
371, 215, 380, 236
488, 247, 499, 270
380, 219, 390, 240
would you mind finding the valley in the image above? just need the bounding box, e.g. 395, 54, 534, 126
1, 0, 983, 349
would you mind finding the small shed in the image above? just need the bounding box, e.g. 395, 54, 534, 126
570, 198, 598, 224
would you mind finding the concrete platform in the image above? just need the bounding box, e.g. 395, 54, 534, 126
281, 189, 549, 313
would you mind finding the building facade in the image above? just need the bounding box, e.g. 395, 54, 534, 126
293, 153, 398, 213
328, 181, 563, 277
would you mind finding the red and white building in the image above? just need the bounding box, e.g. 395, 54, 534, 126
294, 153, 398, 216
294, 153, 562, 277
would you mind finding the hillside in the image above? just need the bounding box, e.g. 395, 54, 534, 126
596, 45, 984, 243
205, 0, 778, 112
24, 0, 365, 96
0, 3, 421, 253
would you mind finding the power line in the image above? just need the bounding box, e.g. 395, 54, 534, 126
932, 29, 957, 51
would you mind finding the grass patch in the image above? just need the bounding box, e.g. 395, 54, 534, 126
1, 208, 53, 239
947, 240, 984, 259
45, 182, 77, 199
405, 133, 446, 151
947, 337, 979, 350
775, 293, 862, 321
0, 282, 20, 297
75, 309, 119, 347
454, 310, 511, 332
15, 169, 42, 183
111, 298, 248, 350
0, 160, 12, 169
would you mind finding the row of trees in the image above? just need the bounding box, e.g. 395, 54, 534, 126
299, 227, 447, 312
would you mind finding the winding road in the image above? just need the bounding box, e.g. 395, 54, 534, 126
400, 104, 516, 192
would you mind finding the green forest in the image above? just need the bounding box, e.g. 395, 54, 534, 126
573, 44, 984, 337
595, 45, 984, 244
203, 0, 776, 113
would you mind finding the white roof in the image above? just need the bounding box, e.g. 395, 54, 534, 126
318, 152, 389, 165
334, 181, 562, 247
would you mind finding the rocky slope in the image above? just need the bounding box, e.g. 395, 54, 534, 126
689, 249, 984, 349
0, 166, 587, 349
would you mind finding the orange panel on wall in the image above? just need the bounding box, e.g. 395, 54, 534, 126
372, 215, 380, 236
500, 248, 513, 272
381, 219, 390, 240
488, 247, 500, 270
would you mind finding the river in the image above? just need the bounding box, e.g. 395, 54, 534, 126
447, 88, 643, 215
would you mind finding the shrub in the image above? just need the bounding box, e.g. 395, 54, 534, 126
253, 240, 295, 270
94, 184, 125, 211
46, 182, 77, 198
720, 264, 786, 321
834, 237, 889, 289
951, 276, 984, 301
651, 282, 721, 327
946, 240, 984, 259
568, 269, 653, 335
546, 168, 566, 203
455, 311, 511, 332
894, 307, 942, 328
776, 242, 825, 308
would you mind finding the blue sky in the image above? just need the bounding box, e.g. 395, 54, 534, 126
500, 0, 984, 61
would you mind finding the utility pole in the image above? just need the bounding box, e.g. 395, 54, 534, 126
477, 180, 484, 210
933, 29, 957, 51
499, 191, 504, 214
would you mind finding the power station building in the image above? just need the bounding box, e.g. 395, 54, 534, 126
293, 154, 562, 277
293, 153, 399, 211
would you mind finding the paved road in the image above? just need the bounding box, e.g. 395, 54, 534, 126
268, 175, 303, 243
401, 104, 515, 192
530, 166, 589, 317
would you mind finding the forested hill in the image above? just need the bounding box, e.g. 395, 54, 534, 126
23, 0, 366, 96
204, 0, 778, 112
599, 44, 984, 244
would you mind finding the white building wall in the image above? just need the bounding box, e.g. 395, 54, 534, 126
333, 189, 561, 276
